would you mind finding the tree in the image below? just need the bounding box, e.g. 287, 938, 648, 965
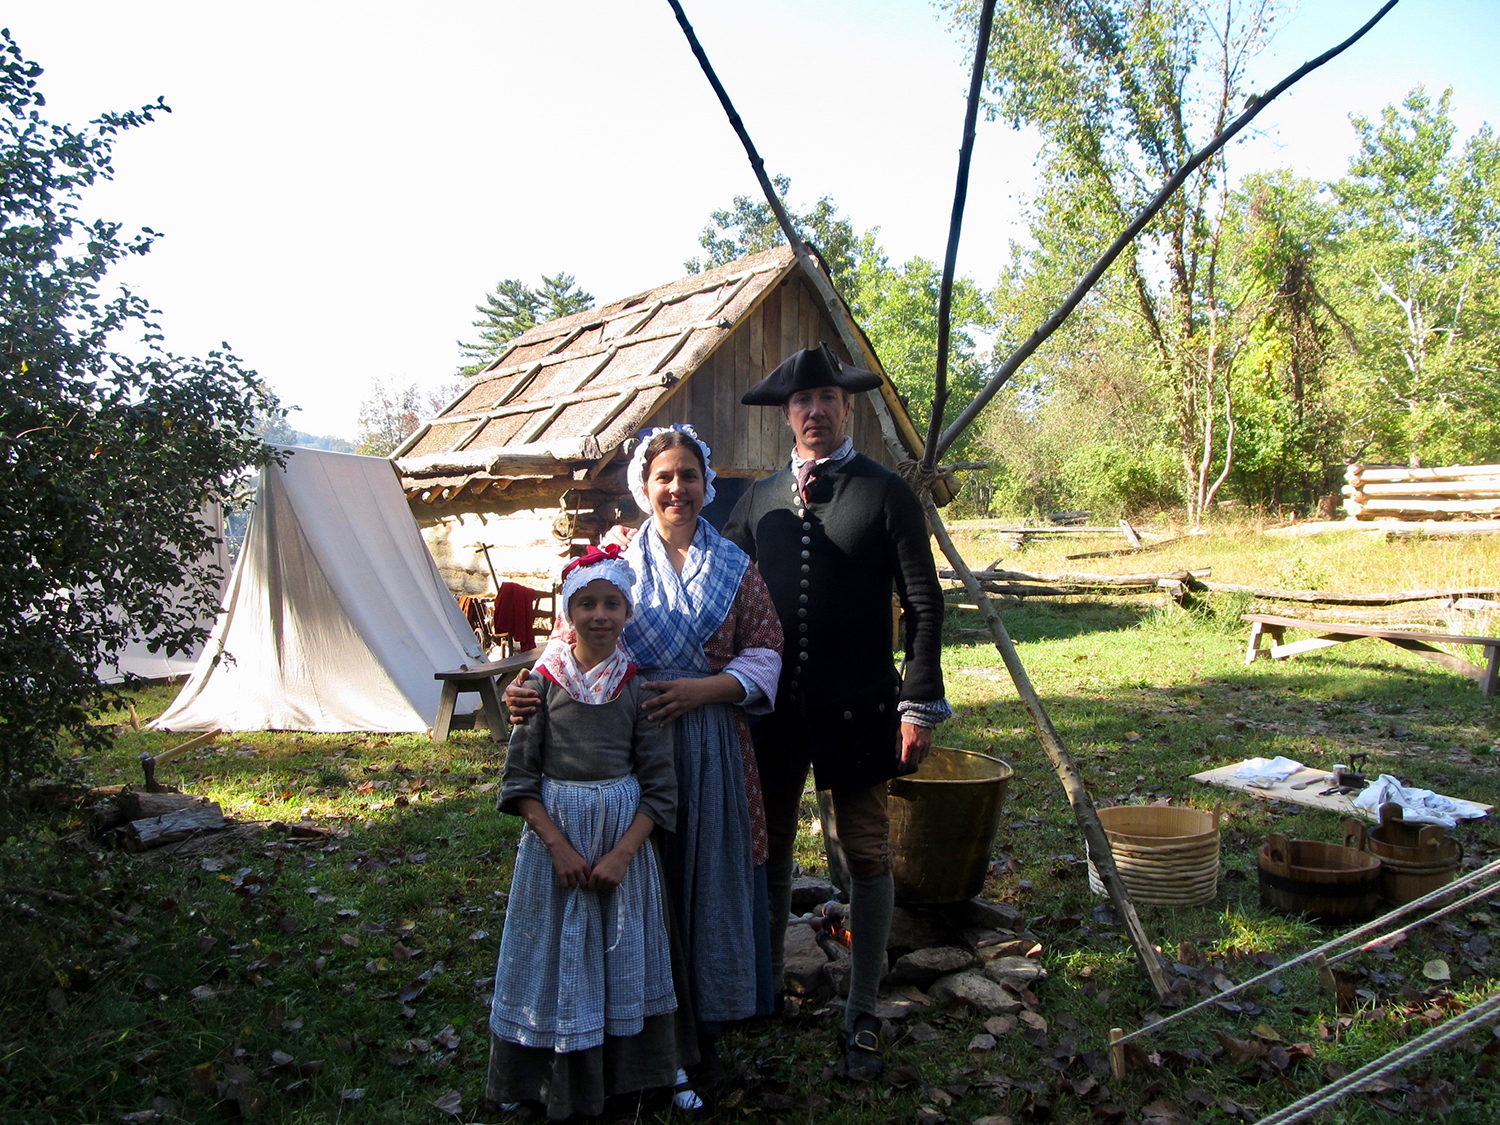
950, 0, 1278, 524
1222, 171, 1350, 509
688, 179, 996, 467
685, 174, 870, 282
458, 272, 593, 376
847, 251, 992, 461
355, 378, 463, 456
1329, 87, 1500, 466
0, 31, 276, 812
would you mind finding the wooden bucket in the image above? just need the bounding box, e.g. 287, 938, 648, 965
1087, 804, 1221, 907
1258, 833, 1381, 923
1344, 804, 1461, 906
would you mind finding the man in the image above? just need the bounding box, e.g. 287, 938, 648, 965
723, 343, 949, 1080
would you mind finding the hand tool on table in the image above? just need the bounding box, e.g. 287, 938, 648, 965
1289, 772, 1333, 790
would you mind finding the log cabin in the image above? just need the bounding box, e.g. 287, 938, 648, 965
393, 246, 951, 596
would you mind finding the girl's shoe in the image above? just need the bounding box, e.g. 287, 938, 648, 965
672, 1069, 705, 1113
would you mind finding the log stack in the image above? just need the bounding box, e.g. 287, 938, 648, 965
1343, 464, 1500, 520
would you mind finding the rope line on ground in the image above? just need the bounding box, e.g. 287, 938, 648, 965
1327, 877, 1500, 966
1116, 857, 1500, 1046
1249, 990, 1500, 1125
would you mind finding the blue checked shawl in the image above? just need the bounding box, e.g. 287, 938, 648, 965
489, 775, 676, 1052
623, 517, 749, 672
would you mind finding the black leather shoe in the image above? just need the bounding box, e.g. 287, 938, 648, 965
845, 1012, 883, 1081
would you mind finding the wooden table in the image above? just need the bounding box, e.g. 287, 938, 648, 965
1243, 613, 1500, 695
432, 646, 545, 742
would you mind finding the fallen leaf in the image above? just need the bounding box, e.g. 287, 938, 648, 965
1423, 959, 1451, 982
1018, 1011, 1047, 1034
984, 1015, 1014, 1036
1212, 1028, 1267, 1064
908, 1022, 941, 1043
1141, 1097, 1193, 1125
969, 1034, 996, 1051
431, 1090, 462, 1117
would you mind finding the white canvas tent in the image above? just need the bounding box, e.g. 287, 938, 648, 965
99, 503, 230, 684
154, 447, 485, 732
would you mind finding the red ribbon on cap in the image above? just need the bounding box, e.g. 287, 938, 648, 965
561, 542, 624, 580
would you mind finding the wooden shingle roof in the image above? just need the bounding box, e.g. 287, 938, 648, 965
395, 247, 803, 479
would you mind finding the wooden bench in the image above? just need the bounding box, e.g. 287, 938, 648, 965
1243, 613, 1500, 695
432, 646, 545, 742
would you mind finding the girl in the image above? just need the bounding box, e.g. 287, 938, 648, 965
486, 545, 697, 1118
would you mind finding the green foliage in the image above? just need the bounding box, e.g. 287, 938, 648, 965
848, 250, 993, 459
684, 173, 867, 282
687, 180, 996, 463
1221, 172, 1349, 509
457, 272, 593, 376
354, 378, 462, 456
0, 32, 276, 815
1329, 86, 1500, 466
951, 0, 1276, 523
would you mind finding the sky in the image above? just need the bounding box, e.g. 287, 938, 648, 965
7, 0, 1499, 440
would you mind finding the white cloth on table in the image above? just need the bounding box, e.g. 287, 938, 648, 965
1230, 756, 1304, 785
489, 774, 675, 1053
1352, 773, 1489, 829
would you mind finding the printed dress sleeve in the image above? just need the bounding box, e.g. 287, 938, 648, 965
720, 565, 783, 716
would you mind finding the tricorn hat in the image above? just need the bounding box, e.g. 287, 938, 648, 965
741, 342, 883, 406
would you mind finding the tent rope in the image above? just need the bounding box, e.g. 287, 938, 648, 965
1327, 876, 1500, 966
1116, 857, 1500, 1046
1248, 990, 1500, 1125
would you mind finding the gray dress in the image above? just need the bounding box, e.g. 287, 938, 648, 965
486, 673, 697, 1118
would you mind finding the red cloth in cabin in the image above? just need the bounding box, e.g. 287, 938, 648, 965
492, 583, 539, 651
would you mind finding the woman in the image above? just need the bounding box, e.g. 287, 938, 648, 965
508, 424, 782, 1087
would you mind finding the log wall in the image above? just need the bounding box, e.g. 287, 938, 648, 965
419, 509, 561, 595
1343, 464, 1500, 520
645, 271, 891, 474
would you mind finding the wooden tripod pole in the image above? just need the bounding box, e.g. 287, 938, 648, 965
924, 497, 1171, 995
667, 0, 1178, 997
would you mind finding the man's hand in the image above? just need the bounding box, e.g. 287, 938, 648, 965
899, 721, 933, 770
504, 670, 541, 725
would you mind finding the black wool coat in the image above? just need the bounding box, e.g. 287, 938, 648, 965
723, 452, 946, 790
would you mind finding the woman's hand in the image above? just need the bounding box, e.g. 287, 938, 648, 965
547, 839, 593, 889
505, 670, 542, 724
639, 673, 744, 725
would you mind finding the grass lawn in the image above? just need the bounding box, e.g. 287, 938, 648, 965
4, 523, 1500, 1124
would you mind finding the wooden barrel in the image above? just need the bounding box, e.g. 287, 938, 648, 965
1345, 805, 1461, 905
1258, 833, 1381, 922
1087, 804, 1220, 907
